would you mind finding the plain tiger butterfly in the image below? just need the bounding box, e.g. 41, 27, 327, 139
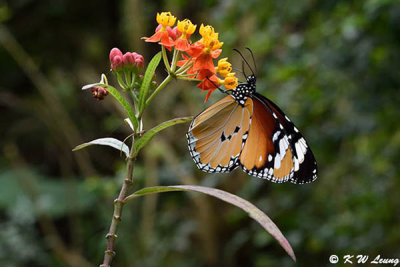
186, 49, 317, 184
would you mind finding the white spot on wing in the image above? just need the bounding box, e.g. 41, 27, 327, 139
272, 131, 281, 142
274, 156, 281, 169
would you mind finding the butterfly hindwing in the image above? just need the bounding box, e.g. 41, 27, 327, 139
254, 93, 318, 184
239, 96, 294, 183
187, 95, 253, 173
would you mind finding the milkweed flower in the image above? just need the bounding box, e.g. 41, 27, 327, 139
90, 86, 109, 101
196, 70, 219, 102
187, 24, 223, 73
143, 12, 176, 48
175, 19, 196, 51
220, 72, 238, 90
216, 58, 232, 77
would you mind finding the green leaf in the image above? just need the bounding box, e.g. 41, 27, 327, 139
105, 85, 138, 131
134, 116, 193, 156
82, 83, 138, 131
138, 52, 162, 114
125, 185, 296, 262
73, 137, 130, 158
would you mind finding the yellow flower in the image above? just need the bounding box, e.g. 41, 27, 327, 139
202, 33, 224, 50
217, 58, 232, 77
177, 19, 197, 36
156, 12, 176, 27
199, 24, 215, 38
224, 73, 238, 90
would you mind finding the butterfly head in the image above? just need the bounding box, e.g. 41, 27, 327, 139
246, 75, 256, 85
231, 76, 256, 106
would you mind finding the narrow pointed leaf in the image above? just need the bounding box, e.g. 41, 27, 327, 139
82, 82, 102, 90
134, 116, 193, 156
73, 138, 130, 158
138, 52, 161, 113
105, 85, 138, 130
124, 118, 134, 131
125, 185, 296, 262
82, 83, 138, 130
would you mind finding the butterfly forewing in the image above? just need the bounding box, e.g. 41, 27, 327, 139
254, 93, 318, 184
239, 97, 294, 183
187, 95, 253, 173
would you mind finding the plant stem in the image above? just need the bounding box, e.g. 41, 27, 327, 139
145, 74, 173, 108
171, 50, 180, 72
177, 76, 202, 82
176, 62, 193, 75
100, 141, 136, 267
161, 46, 171, 72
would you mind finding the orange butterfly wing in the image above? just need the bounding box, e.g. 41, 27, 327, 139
187, 95, 253, 173
239, 96, 294, 183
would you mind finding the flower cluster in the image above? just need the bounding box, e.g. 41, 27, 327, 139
109, 48, 144, 73
143, 12, 238, 101
90, 86, 109, 101
109, 48, 148, 91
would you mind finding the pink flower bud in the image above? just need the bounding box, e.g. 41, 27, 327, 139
134, 54, 144, 70
123, 52, 136, 66
111, 55, 123, 71
167, 26, 178, 40
109, 48, 123, 62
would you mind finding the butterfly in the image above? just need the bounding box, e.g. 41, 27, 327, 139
186, 49, 317, 184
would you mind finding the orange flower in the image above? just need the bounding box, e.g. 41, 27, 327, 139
187, 25, 223, 73
177, 54, 196, 78
142, 12, 176, 48
196, 69, 219, 102
175, 19, 196, 51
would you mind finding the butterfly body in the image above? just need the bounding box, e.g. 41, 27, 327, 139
187, 74, 317, 184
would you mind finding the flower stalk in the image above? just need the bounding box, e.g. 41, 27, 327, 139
100, 140, 136, 267
81, 11, 243, 266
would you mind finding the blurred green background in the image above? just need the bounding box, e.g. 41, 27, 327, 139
1, 0, 399, 266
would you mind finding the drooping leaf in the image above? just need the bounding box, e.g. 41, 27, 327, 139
82, 83, 138, 130
138, 52, 162, 114
124, 118, 134, 131
73, 137, 130, 158
105, 85, 139, 131
124, 185, 296, 262
134, 116, 193, 156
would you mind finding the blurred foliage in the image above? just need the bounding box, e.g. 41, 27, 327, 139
1, 0, 399, 266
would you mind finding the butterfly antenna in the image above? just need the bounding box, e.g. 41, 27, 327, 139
232, 67, 247, 81
233, 48, 255, 76
206, 77, 229, 94
245, 47, 257, 75
241, 61, 248, 80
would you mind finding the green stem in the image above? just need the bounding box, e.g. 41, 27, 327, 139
144, 74, 173, 108
124, 70, 132, 89
161, 46, 171, 73
116, 72, 127, 90
177, 76, 202, 82
177, 73, 197, 77
130, 73, 136, 88
171, 50, 180, 72
130, 89, 139, 114
176, 62, 194, 76
100, 139, 136, 267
